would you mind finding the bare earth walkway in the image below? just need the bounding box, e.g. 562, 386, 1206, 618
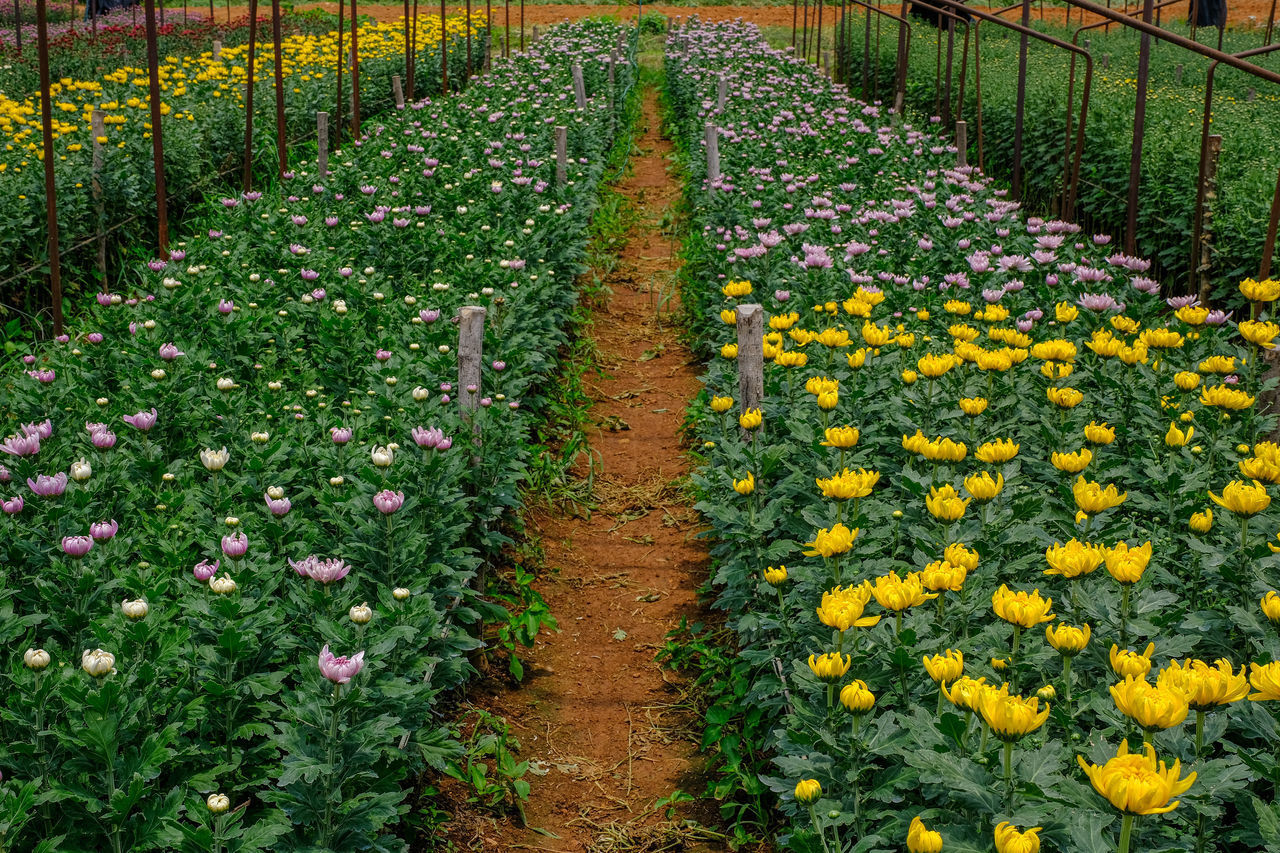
443, 87, 722, 852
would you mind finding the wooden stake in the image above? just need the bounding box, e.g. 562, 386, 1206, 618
705, 123, 720, 183
956, 119, 968, 168
392, 74, 405, 107
572, 64, 587, 109
317, 111, 329, 176
736, 303, 764, 440
555, 125, 567, 185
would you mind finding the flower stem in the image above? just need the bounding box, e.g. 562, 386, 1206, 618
1120, 585, 1131, 648
319, 683, 343, 848
1118, 814, 1134, 853
808, 804, 833, 853
1195, 709, 1205, 758
1002, 740, 1016, 811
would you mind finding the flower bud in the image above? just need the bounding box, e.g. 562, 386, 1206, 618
70, 458, 93, 481
210, 574, 238, 595
393, 587, 411, 600
24, 648, 51, 670
121, 599, 149, 620
349, 602, 373, 624
206, 793, 231, 814
81, 648, 116, 677
371, 445, 394, 468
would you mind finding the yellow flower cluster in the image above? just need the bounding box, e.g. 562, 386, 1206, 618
0, 14, 485, 165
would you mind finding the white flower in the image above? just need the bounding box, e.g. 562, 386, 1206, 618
121, 599, 149, 620
81, 648, 116, 677
209, 574, 237, 595
371, 445, 394, 468
200, 447, 230, 472
70, 458, 93, 481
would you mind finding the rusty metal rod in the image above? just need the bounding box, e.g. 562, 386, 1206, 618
143, 0, 169, 256
907, 0, 969, 127
1191, 41, 1280, 289
336, 0, 345, 148
35, 0, 62, 334
1012, 0, 1031, 198
410, 0, 419, 98
1065, 0, 1280, 83
934, 0, 1092, 218
350, 0, 361, 134
1262, 168, 1280, 279
441, 0, 448, 92
1124, 0, 1156, 255
272, 0, 287, 178
242, 0, 259, 191
844, 0, 912, 113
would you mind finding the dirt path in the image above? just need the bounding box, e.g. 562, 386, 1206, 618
441, 86, 722, 852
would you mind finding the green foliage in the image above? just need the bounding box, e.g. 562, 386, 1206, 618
0, 19, 637, 851
669, 17, 1280, 853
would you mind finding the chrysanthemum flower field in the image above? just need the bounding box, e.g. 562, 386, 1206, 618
672, 18, 1280, 853
0, 19, 631, 850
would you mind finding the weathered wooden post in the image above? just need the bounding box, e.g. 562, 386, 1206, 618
317, 112, 329, 176
458, 304, 486, 590
459, 305, 486, 432
392, 74, 405, 107
212, 39, 222, 59
555, 125, 568, 185
705, 123, 720, 183
717, 75, 727, 111
956, 119, 968, 168
572, 64, 587, 109
736, 304, 764, 441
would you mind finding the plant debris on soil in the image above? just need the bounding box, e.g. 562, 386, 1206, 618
435, 87, 727, 853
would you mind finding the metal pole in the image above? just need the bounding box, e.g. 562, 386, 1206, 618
350, 0, 360, 134
242, 0, 259, 191
505, 0, 509, 58
143, 0, 169, 256
409, 0, 418, 99
1262, 169, 1280, 279
335, 0, 345, 148
35, 0, 62, 335
467, 0, 473, 78
441, 0, 448, 92
1124, 0, 1156, 255
271, 0, 286, 178
1011, 0, 1031, 198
